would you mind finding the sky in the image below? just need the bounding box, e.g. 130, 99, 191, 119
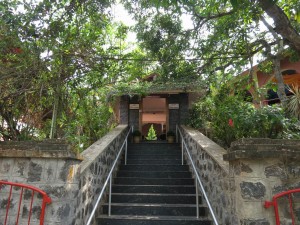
112, 4, 137, 42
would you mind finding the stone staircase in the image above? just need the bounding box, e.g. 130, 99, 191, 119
97, 142, 212, 225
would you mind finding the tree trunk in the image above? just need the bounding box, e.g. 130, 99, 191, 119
247, 55, 264, 107
49, 95, 59, 139
0, 112, 20, 140
250, 70, 264, 107
49, 78, 62, 139
273, 57, 288, 108
258, 0, 300, 52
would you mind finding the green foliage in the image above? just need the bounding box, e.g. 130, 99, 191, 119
287, 85, 300, 120
282, 117, 300, 139
122, 0, 300, 108
61, 93, 115, 152
0, 0, 126, 151
146, 124, 157, 140
211, 92, 255, 146
257, 60, 274, 74
188, 84, 300, 147
109, 78, 204, 98
2, 0, 300, 153
187, 97, 214, 130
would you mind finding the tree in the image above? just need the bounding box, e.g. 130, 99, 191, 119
2, 0, 300, 146
257, 0, 300, 52
0, 0, 143, 148
122, 0, 300, 106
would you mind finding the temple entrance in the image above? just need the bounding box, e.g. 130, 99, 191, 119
140, 96, 167, 140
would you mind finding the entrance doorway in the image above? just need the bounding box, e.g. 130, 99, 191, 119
141, 96, 167, 139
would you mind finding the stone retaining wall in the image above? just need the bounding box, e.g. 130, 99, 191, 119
180, 126, 237, 225
2, 125, 299, 225
180, 126, 300, 225
0, 125, 128, 225
224, 138, 300, 225
76, 125, 128, 225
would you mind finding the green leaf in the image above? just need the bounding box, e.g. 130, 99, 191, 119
230, 0, 238, 9
296, 11, 300, 23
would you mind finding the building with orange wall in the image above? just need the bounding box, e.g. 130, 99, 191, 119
239, 58, 300, 105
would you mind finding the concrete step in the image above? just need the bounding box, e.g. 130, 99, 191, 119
126, 159, 183, 165
110, 193, 202, 204
126, 154, 182, 160
114, 177, 195, 185
112, 185, 196, 194
118, 164, 190, 172
102, 203, 207, 217
128, 150, 182, 156
97, 215, 212, 225
117, 171, 192, 178
96, 142, 211, 225
128, 143, 180, 150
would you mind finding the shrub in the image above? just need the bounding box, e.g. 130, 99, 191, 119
287, 85, 300, 119
188, 87, 300, 148
187, 97, 214, 130
146, 124, 157, 140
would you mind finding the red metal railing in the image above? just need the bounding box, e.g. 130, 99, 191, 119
0, 180, 52, 225
264, 188, 300, 225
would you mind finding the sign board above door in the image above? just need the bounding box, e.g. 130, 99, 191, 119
169, 103, 179, 109
129, 104, 139, 109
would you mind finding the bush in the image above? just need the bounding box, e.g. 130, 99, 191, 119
282, 117, 300, 139
146, 124, 157, 140
187, 97, 214, 130
211, 95, 256, 146
188, 87, 300, 148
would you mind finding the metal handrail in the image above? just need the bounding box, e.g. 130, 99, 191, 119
176, 125, 219, 225
86, 126, 132, 225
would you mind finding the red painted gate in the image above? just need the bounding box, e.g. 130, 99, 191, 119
265, 188, 300, 225
0, 180, 52, 225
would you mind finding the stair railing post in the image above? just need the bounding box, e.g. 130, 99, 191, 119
196, 180, 199, 218
176, 125, 178, 143
125, 139, 128, 165
108, 175, 112, 216
181, 138, 184, 165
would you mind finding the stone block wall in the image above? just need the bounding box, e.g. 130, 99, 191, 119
179, 93, 189, 124
0, 125, 128, 225
169, 94, 188, 132
128, 95, 140, 130
180, 126, 300, 225
224, 139, 300, 225
75, 125, 128, 225
119, 96, 129, 124
180, 126, 237, 225
3, 124, 298, 225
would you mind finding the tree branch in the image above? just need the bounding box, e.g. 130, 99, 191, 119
258, 0, 300, 52
194, 11, 234, 20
